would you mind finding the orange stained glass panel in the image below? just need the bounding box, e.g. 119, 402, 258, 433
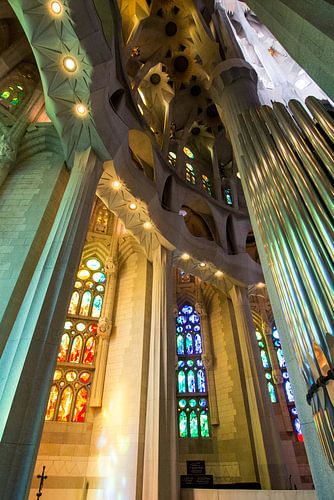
58, 333, 70, 362
72, 387, 88, 422
68, 291, 79, 314
45, 385, 58, 420
83, 336, 95, 364
69, 336, 83, 363
57, 387, 73, 422
79, 291, 91, 316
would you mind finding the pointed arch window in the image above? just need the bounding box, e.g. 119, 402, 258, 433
0, 83, 25, 112
185, 163, 196, 184
272, 327, 303, 442
176, 304, 210, 438
201, 175, 212, 196
46, 256, 107, 423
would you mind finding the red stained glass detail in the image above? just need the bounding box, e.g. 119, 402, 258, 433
69, 336, 83, 363
89, 323, 98, 334
79, 372, 91, 383
58, 333, 70, 362
83, 336, 95, 364
57, 387, 73, 422
72, 388, 88, 422
297, 433, 304, 442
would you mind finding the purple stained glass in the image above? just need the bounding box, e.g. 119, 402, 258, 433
285, 380, 294, 402
177, 326, 183, 333
188, 370, 196, 392
195, 334, 202, 354
197, 369, 206, 392
185, 324, 192, 330
194, 325, 200, 332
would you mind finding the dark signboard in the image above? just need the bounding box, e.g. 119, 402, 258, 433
187, 460, 206, 475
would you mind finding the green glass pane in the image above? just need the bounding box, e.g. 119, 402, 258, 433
265, 373, 272, 380
261, 350, 270, 369
178, 371, 186, 393
268, 382, 277, 403
190, 411, 198, 437
179, 411, 188, 437
179, 399, 186, 408
189, 399, 196, 407
258, 341, 264, 348
177, 335, 184, 355
255, 330, 262, 341
200, 411, 209, 437
187, 360, 194, 367
1, 90, 10, 99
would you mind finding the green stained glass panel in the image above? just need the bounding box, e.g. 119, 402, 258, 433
179, 411, 188, 437
179, 399, 186, 408
189, 399, 196, 407
178, 371, 186, 393
200, 411, 209, 437
177, 335, 184, 355
268, 382, 277, 403
190, 411, 198, 437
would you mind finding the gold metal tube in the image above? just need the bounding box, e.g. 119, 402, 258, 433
305, 96, 334, 143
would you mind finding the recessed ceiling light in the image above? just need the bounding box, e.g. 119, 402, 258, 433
111, 180, 121, 190
50, 1, 62, 15
215, 270, 223, 277
257, 282, 266, 288
179, 209, 187, 217
199, 262, 206, 267
63, 56, 77, 72
237, 171, 241, 179
181, 253, 190, 260
75, 103, 87, 116
129, 202, 137, 210
143, 221, 152, 230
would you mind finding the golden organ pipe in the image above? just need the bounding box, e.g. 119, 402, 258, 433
305, 96, 334, 144
289, 99, 334, 178
273, 102, 334, 209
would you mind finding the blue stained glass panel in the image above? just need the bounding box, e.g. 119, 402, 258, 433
189, 314, 199, 324
194, 325, 200, 331
177, 326, 183, 333
188, 370, 196, 392
272, 328, 280, 339
186, 333, 194, 354
197, 369, 206, 392
261, 350, 270, 369
92, 295, 102, 318
277, 348, 286, 368
177, 335, 184, 355
195, 334, 202, 354
182, 305, 193, 315
285, 380, 294, 402
178, 371, 186, 393
177, 315, 187, 325
196, 359, 203, 367
199, 398, 207, 407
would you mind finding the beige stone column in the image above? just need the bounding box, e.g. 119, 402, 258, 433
142, 245, 178, 500
90, 220, 120, 407
230, 285, 287, 490
0, 148, 102, 499
0, 36, 31, 78
195, 299, 220, 426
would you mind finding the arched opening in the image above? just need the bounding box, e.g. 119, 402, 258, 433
226, 215, 237, 254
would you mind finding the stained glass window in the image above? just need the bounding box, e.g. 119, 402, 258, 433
168, 151, 177, 167
185, 163, 196, 184
0, 83, 25, 112
46, 256, 107, 422
272, 327, 303, 441
224, 187, 233, 206
202, 175, 212, 196
176, 302, 210, 438
254, 329, 276, 403
183, 146, 195, 159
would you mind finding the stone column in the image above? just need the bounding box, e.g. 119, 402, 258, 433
142, 245, 178, 500
90, 221, 120, 407
0, 36, 31, 78
195, 299, 220, 426
0, 148, 102, 499
230, 285, 288, 490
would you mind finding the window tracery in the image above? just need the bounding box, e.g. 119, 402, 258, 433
255, 328, 277, 403
176, 304, 210, 438
45, 257, 106, 422
185, 163, 196, 184
201, 174, 212, 196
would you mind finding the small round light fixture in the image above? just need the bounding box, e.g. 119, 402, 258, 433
215, 270, 223, 278
143, 221, 152, 230
50, 1, 62, 15
75, 103, 87, 117
129, 202, 137, 210
199, 262, 206, 268
111, 180, 121, 190
257, 282, 266, 288
63, 56, 77, 73
181, 253, 190, 260
237, 171, 241, 179
179, 209, 187, 217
